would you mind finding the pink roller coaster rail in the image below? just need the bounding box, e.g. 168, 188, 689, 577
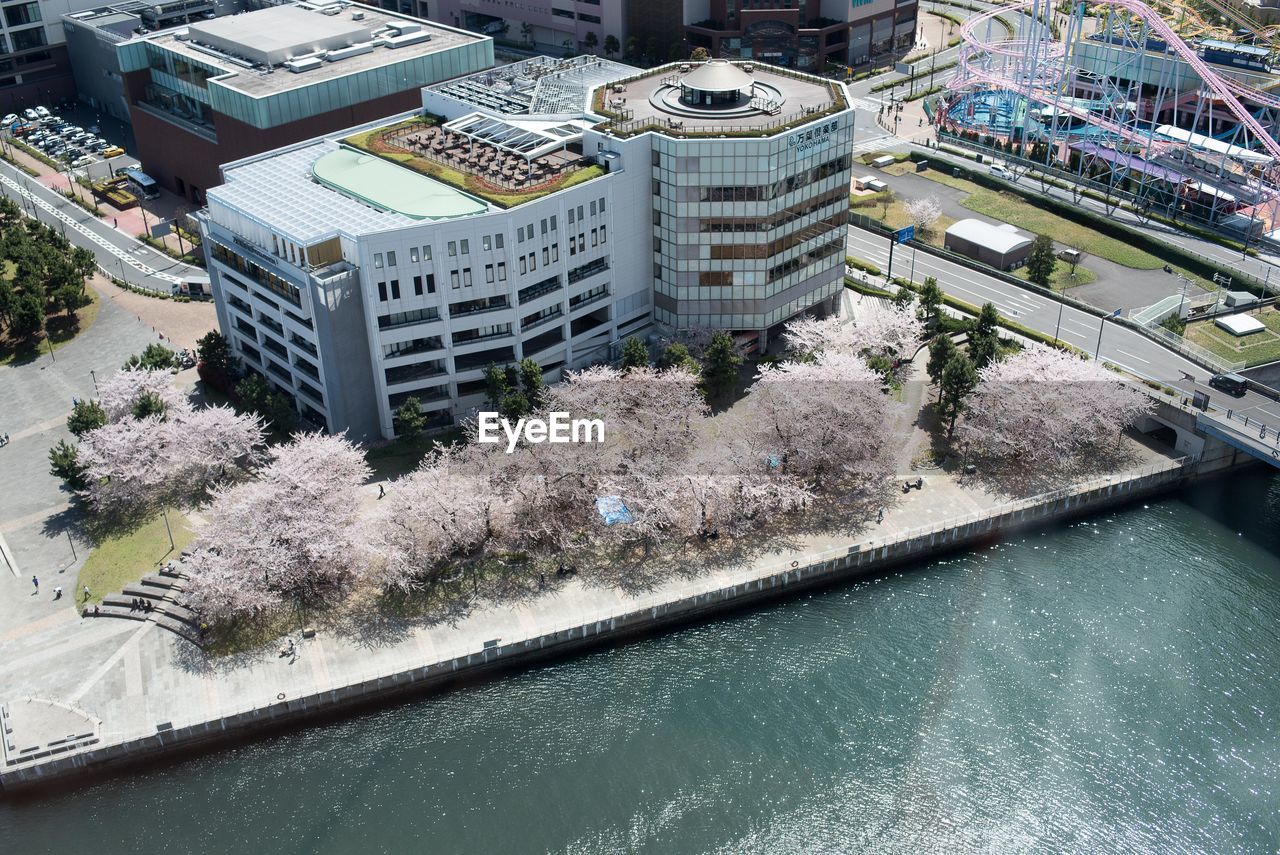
955, 0, 1280, 165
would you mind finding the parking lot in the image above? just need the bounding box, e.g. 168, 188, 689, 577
6, 104, 139, 182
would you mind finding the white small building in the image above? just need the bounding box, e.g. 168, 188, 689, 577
944, 218, 1034, 270
1215, 313, 1266, 337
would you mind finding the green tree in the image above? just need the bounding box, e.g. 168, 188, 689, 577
71, 246, 96, 282
500, 390, 531, 421
624, 36, 640, 61
968, 302, 1001, 369
395, 396, 426, 439
235, 374, 296, 433
518, 358, 546, 408
700, 331, 742, 402
196, 330, 232, 374
0, 279, 14, 327
937, 352, 978, 437
51, 281, 84, 317
123, 342, 177, 371
620, 336, 650, 371
893, 287, 914, 308
1025, 234, 1058, 290
11, 292, 43, 340
603, 34, 620, 58
520, 22, 533, 45
926, 333, 957, 386
67, 399, 106, 437
918, 276, 943, 327
690, 46, 710, 61
583, 31, 598, 54
483, 363, 509, 411
657, 342, 699, 374
131, 390, 167, 420
49, 439, 86, 487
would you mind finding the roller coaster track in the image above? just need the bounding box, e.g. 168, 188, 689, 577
957, 0, 1280, 163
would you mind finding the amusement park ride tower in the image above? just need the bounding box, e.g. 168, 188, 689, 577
939, 0, 1280, 243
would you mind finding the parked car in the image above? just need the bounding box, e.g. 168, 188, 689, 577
22, 108, 38, 121
101, 145, 125, 158
71, 155, 93, 168
34, 106, 50, 119
93, 141, 113, 153
2, 113, 16, 126
87, 124, 101, 135
989, 163, 1015, 181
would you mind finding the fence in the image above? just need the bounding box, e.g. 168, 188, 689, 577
1141, 320, 1245, 373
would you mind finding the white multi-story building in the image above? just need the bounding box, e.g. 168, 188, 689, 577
200, 54, 854, 440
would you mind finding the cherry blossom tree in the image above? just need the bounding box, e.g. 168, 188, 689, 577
97, 368, 188, 423
77, 396, 264, 515
363, 444, 496, 593
904, 196, 943, 233
783, 304, 923, 379
183, 433, 371, 622
957, 344, 1151, 467
744, 351, 899, 491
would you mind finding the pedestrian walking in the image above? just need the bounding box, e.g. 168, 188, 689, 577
378, 484, 385, 499
83, 585, 90, 601
877, 507, 885, 524
54, 586, 62, 600
31, 575, 38, 592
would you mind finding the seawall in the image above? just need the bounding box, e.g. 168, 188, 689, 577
1, 454, 1224, 795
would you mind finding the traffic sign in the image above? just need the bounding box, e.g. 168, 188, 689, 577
895, 225, 914, 244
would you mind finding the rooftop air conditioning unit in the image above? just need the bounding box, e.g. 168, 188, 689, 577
352, 10, 364, 19
285, 56, 324, 72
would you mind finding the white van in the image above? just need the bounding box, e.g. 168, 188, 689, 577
989, 163, 1015, 181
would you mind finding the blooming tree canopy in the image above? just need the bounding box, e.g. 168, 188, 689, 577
77, 369, 265, 515
184, 433, 371, 621
744, 351, 899, 490
957, 344, 1151, 466
904, 196, 943, 232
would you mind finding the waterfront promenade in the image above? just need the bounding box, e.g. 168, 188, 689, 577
0, 438, 1191, 789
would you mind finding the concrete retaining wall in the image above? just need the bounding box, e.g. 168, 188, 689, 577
0, 461, 1197, 793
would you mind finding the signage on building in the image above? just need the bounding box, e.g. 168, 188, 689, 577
788, 119, 839, 157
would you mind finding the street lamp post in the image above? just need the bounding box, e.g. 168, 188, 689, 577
90, 368, 98, 393
1053, 297, 1065, 345
1175, 273, 1190, 321
161, 508, 175, 552
1094, 308, 1120, 360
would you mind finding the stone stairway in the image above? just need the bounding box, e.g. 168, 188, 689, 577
83, 561, 204, 645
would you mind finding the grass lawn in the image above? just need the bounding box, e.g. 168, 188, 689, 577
0, 287, 100, 367
883, 164, 1166, 269
1013, 263, 1097, 290
1185, 311, 1280, 367
77, 509, 194, 605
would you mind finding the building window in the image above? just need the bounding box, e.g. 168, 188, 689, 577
463, 268, 473, 287
568, 209, 576, 225
592, 228, 598, 247
483, 235, 492, 251
390, 279, 400, 299
485, 264, 494, 283
413, 275, 423, 296
590, 200, 597, 216
601, 225, 607, 243
519, 257, 527, 275
374, 253, 384, 269
426, 273, 435, 293
460, 239, 470, 255
542, 248, 549, 265
498, 262, 507, 281
552, 244, 559, 262
387, 250, 397, 267
448, 241, 457, 257
496, 234, 504, 249
410, 247, 420, 263
451, 270, 460, 289
422, 245, 432, 261
377, 281, 387, 301
550, 215, 557, 232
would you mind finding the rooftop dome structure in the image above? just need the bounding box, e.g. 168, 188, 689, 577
679, 59, 754, 93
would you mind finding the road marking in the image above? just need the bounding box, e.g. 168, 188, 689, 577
1114, 348, 1150, 364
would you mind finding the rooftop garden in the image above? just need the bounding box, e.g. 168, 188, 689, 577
343, 115, 605, 209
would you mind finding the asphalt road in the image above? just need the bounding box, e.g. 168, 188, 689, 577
845, 224, 1280, 437
0, 157, 202, 293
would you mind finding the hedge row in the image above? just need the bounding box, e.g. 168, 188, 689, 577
845, 255, 883, 276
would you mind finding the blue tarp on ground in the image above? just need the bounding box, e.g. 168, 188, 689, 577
595, 496, 634, 525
